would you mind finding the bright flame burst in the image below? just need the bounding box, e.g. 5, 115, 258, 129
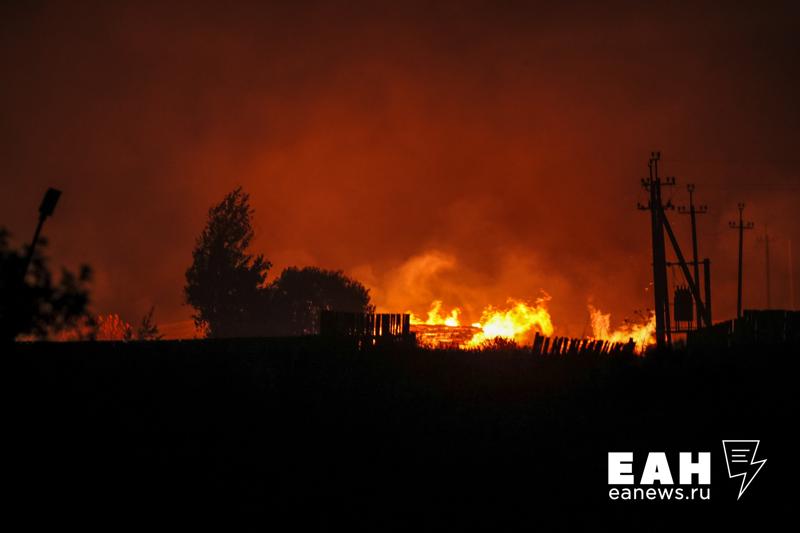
411, 297, 554, 348
588, 305, 656, 353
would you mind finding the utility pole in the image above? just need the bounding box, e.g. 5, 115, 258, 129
678, 184, 707, 329
703, 258, 712, 325
639, 152, 674, 350
729, 203, 754, 318
757, 227, 772, 309
790, 239, 796, 310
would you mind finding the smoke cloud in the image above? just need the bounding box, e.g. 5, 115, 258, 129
1, 1, 798, 337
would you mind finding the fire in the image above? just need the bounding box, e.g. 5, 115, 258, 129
94, 313, 135, 341
409, 298, 655, 353
47, 313, 134, 341
410, 300, 461, 327
467, 298, 554, 347
410, 297, 554, 348
588, 305, 655, 353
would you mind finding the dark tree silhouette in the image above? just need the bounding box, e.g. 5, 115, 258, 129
266, 267, 374, 336
0, 227, 92, 342
184, 188, 271, 337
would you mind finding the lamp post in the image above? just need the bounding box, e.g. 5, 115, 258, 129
22, 188, 62, 278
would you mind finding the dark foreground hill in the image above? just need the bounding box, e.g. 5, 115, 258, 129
8, 338, 794, 530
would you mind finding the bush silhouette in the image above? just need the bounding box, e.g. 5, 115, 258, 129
0, 227, 92, 342
265, 266, 374, 335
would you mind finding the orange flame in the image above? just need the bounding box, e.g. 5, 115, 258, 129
46, 313, 135, 342
94, 313, 134, 341
467, 298, 554, 347
410, 300, 461, 327
588, 305, 655, 353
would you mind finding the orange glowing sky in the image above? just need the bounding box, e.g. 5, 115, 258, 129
1, 1, 798, 337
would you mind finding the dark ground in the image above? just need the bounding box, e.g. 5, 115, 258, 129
8, 338, 794, 530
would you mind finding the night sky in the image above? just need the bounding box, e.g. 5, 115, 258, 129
2, 1, 798, 337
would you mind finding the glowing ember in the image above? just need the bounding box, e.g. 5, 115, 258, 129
588, 305, 655, 353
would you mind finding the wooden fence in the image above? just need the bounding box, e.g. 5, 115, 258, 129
319, 311, 411, 339
531, 332, 636, 356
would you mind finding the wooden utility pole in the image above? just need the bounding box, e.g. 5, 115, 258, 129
639, 154, 712, 348
678, 184, 707, 329
639, 152, 672, 350
790, 239, 795, 310
729, 203, 754, 318
757, 227, 772, 309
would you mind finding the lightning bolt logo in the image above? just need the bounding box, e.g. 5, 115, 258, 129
722, 440, 767, 500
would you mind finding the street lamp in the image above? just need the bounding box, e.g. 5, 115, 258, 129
22, 188, 62, 278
